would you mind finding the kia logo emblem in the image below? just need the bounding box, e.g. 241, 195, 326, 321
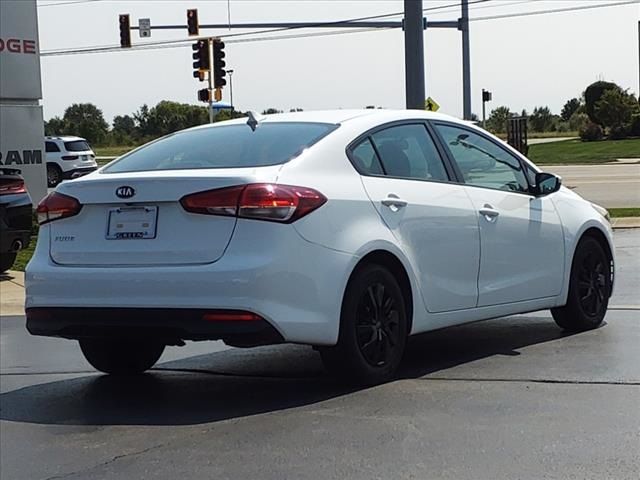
115, 186, 135, 199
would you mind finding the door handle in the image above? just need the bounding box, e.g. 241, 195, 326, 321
381, 195, 408, 209
479, 204, 499, 221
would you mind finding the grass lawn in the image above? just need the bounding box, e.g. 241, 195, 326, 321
93, 145, 137, 158
609, 208, 640, 218
13, 237, 36, 272
528, 138, 640, 165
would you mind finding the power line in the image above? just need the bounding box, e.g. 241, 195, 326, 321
38, 0, 101, 7
471, 0, 639, 21
39, 0, 488, 56
40, 0, 636, 57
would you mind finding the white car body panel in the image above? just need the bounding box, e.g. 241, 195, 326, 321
26, 110, 615, 347
462, 186, 565, 306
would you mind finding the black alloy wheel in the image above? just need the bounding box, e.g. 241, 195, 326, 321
552, 236, 610, 331
355, 282, 402, 367
320, 264, 408, 385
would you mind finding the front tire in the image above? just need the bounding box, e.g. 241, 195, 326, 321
320, 264, 408, 385
79, 339, 165, 375
552, 236, 610, 332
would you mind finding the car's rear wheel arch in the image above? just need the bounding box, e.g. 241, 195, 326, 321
347, 250, 413, 334
578, 227, 614, 295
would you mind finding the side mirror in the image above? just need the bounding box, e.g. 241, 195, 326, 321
534, 172, 561, 196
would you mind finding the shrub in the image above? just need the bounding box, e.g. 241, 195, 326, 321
569, 112, 589, 132
630, 114, 640, 137
609, 125, 629, 140
579, 122, 603, 141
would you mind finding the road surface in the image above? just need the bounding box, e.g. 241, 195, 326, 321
546, 163, 640, 208
1, 230, 638, 480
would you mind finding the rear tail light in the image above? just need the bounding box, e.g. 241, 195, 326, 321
181, 183, 327, 223
61, 155, 79, 161
202, 310, 263, 322
37, 192, 82, 225
0, 179, 26, 195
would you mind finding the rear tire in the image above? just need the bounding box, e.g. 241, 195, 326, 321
320, 264, 408, 385
79, 339, 165, 375
47, 164, 62, 187
0, 252, 17, 273
552, 236, 610, 332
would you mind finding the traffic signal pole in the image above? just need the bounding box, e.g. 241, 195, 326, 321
404, 0, 425, 110
207, 39, 214, 123
461, 0, 472, 120
123, 3, 473, 117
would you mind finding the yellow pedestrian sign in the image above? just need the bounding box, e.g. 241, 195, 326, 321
424, 97, 440, 112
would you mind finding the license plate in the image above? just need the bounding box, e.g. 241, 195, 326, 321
106, 206, 158, 240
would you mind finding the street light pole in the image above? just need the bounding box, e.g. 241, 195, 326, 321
226, 69, 234, 109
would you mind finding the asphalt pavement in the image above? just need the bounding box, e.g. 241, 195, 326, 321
1, 230, 639, 480
545, 164, 640, 208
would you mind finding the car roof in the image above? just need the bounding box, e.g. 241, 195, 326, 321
188, 109, 465, 132
45, 136, 88, 142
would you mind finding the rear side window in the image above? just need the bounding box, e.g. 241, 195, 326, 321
368, 124, 449, 181
103, 122, 337, 173
350, 138, 384, 175
64, 140, 91, 152
45, 141, 60, 153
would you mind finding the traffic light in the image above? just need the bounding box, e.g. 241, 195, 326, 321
212, 39, 226, 88
197, 88, 211, 103
187, 9, 199, 36
482, 90, 492, 102
192, 40, 209, 81
119, 14, 131, 48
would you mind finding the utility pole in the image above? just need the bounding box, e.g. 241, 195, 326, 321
404, 0, 425, 110
637, 20, 639, 98
461, 0, 472, 120
481, 89, 492, 128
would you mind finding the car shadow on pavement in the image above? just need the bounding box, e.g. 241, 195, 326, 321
0, 315, 581, 427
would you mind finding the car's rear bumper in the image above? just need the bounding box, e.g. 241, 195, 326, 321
26, 307, 284, 346
26, 219, 357, 346
62, 166, 98, 179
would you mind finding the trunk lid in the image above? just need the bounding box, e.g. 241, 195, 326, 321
49, 167, 281, 266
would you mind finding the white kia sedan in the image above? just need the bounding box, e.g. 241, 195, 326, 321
26, 110, 614, 384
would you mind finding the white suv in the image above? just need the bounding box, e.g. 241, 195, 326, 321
45, 136, 98, 187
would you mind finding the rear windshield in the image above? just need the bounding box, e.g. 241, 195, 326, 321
64, 140, 91, 152
103, 122, 337, 173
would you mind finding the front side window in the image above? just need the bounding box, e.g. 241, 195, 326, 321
435, 124, 529, 193
103, 122, 336, 173
369, 124, 449, 181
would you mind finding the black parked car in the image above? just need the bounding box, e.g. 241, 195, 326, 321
0, 168, 32, 273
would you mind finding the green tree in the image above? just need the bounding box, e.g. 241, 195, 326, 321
262, 108, 283, 115
584, 81, 620, 126
560, 98, 581, 122
44, 116, 65, 136
485, 106, 511, 133
61, 103, 109, 144
594, 89, 639, 139
529, 106, 554, 132
214, 109, 246, 122
112, 115, 136, 136
134, 101, 208, 138
289, 108, 304, 112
